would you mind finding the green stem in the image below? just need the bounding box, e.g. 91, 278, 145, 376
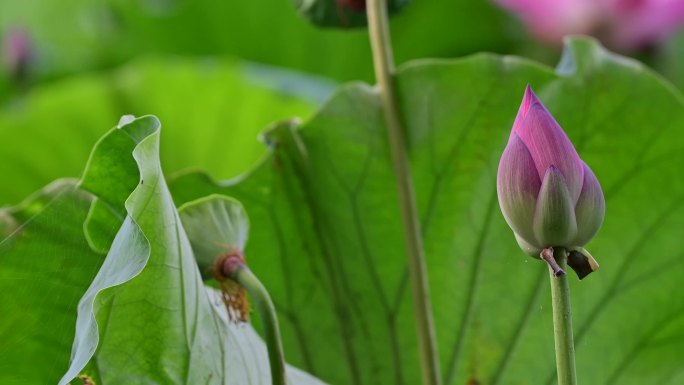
366, 1, 442, 385
233, 265, 286, 385
549, 248, 577, 385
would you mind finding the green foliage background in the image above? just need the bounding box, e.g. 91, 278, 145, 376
2, 1, 684, 385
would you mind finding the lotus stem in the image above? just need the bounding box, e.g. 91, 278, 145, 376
232, 265, 286, 385
548, 247, 577, 385
366, 1, 442, 384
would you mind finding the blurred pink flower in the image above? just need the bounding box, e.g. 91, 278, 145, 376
496, 0, 684, 50
2, 27, 33, 81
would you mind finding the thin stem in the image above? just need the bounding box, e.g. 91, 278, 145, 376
366, 1, 442, 385
548, 248, 577, 385
541, 247, 566, 277
233, 265, 286, 385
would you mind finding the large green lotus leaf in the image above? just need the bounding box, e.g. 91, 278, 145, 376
0, 115, 323, 384
169, 37, 684, 384
0, 181, 104, 385
60, 115, 324, 384
0, 57, 317, 206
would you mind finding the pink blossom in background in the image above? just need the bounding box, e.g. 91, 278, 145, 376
2, 27, 33, 80
496, 0, 684, 50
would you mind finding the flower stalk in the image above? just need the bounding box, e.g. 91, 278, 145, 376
496, 87, 605, 385
548, 248, 577, 385
366, 1, 442, 384
220, 254, 286, 385
178, 196, 285, 384
541, 247, 565, 277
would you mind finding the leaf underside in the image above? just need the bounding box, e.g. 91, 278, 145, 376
170, 38, 684, 385
0, 116, 324, 385
2, 37, 684, 385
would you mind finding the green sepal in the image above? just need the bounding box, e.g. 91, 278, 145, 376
533, 166, 577, 247
567, 247, 600, 280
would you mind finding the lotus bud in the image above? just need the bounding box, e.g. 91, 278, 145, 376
2, 27, 33, 85
497, 86, 605, 278
338, 0, 366, 12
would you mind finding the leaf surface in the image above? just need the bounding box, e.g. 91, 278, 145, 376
0, 116, 324, 384
170, 38, 684, 384
0, 181, 103, 385
64, 115, 324, 384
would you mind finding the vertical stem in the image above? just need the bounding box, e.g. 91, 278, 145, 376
366, 1, 442, 385
234, 265, 286, 385
549, 248, 577, 385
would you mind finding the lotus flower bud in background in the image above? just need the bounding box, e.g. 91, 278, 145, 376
494, 0, 684, 51
497, 86, 604, 279
2, 27, 33, 85
338, 0, 366, 12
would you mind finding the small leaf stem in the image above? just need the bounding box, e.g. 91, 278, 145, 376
541, 247, 566, 277
549, 248, 578, 385
233, 265, 286, 385
366, 1, 442, 385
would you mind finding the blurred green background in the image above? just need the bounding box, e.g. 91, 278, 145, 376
1, 0, 684, 205
0, 0, 518, 206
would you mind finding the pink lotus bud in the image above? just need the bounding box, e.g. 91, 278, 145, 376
495, 0, 684, 50
497, 86, 605, 271
2, 27, 33, 83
